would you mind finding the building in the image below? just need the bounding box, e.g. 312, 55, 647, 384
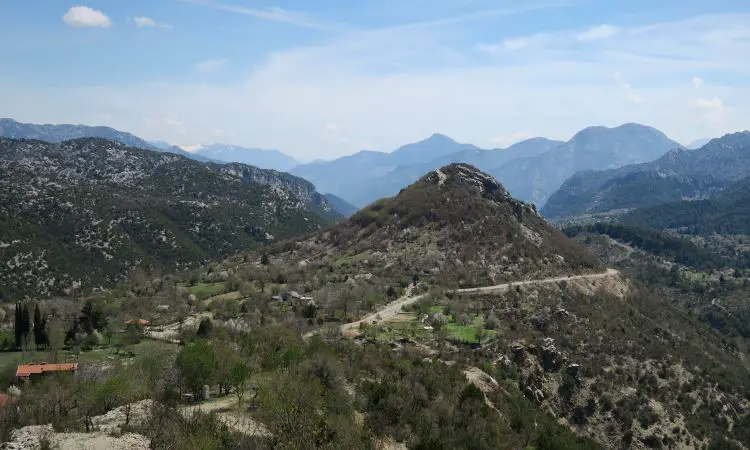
16, 362, 78, 381
124, 319, 150, 326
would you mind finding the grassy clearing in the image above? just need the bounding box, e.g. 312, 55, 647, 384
443, 314, 497, 344
187, 282, 227, 300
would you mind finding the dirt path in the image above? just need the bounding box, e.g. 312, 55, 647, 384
455, 268, 620, 296
180, 396, 270, 437
336, 269, 619, 334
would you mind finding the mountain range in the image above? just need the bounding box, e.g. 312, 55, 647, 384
189, 143, 300, 172
543, 131, 750, 219
291, 124, 683, 209
0, 137, 338, 300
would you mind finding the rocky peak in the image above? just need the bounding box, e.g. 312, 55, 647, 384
424, 163, 539, 216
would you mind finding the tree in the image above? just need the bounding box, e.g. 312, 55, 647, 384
258, 372, 325, 449
123, 321, 144, 353
196, 318, 214, 339
33, 304, 48, 350
475, 327, 486, 345
13, 302, 22, 349
229, 361, 250, 407
260, 253, 270, 265
176, 340, 218, 399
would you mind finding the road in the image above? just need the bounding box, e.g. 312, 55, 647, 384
338, 269, 619, 333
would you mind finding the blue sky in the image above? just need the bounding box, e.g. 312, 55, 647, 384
1, 0, 749, 160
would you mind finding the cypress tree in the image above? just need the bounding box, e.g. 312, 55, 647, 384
33, 304, 47, 350
13, 302, 22, 349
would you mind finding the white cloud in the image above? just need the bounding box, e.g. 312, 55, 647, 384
627, 93, 644, 104
695, 97, 724, 110
63, 6, 112, 28
133, 16, 172, 29
134, 17, 156, 27
692, 76, 705, 88
576, 24, 619, 41
195, 58, 228, 73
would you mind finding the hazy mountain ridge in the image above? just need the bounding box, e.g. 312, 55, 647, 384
543, 131, 750, 219
195, 143, 299, 171
0, 138, 338, 299
494, 123, 683, 206
292, 124, 681, 209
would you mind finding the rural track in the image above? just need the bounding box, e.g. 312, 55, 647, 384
336, 268, 619, 334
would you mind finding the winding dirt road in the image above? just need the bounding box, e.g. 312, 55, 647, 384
338, 269, 619, 333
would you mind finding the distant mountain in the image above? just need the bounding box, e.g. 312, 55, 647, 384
149, 140, 218, 163
324, 193, 359, 217
291, 134, 563, 208
0, 137, 339, 299
0, 118, 154, 149
543, 131, 750, 219
492, 123, 682, 206
195, 144, 299, 171
388, 133, 479, 165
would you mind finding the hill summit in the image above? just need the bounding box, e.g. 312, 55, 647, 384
281, 163, 602, 289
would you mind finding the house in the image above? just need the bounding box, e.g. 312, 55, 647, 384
124, 319, 150, 326
16, 362, 78, 381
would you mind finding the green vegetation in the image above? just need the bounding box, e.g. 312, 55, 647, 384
0, 138, 338, 300
563, 222, 724, 269
186, 283, 226, 300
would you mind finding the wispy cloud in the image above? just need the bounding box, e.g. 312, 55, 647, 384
62, 6, 112, 28
195, 58, 228, 73
133, 16, 173, 29
692, 76, 705, 88
385, 1, 578, 31
178, 0, 334, 30
576, 24, 619, 41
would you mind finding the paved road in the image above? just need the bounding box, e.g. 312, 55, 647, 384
338, 269, 619, 333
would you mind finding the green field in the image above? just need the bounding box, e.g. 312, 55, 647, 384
443, 314, 498, 344
187, 282, 227, 300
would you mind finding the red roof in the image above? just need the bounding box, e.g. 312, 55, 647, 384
124, 319, 150, 325
16, 362, 78, 378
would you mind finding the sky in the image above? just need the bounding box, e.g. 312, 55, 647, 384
0, 0, 749, 160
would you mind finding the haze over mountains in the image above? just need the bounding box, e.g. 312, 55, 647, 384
292, 123, 683, 209
3, 117, 725, 217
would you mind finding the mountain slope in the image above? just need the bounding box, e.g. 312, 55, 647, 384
278, 163, 602, 289
620, 176, 750, 235
543, 131, 750, 219
324, 193, 359, 217
0, 118, 153, 149
195, 144, 299, 171
0, 138, 339, 300
494, 123, 682, 206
